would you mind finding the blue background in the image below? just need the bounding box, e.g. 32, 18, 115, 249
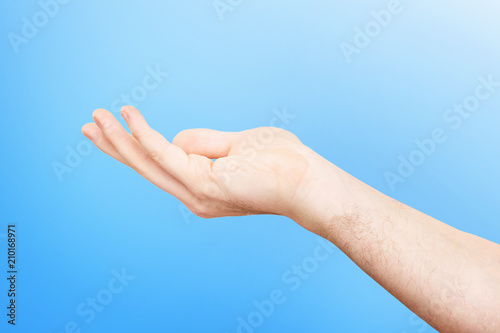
1, 1, 499, 332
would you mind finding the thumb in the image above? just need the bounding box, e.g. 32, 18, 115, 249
172, 129, 240, 159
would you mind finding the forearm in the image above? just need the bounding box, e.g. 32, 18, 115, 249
291, 152, 500, 332
85, 107, 499, 331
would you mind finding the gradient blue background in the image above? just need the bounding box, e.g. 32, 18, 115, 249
1, 1, 499, 332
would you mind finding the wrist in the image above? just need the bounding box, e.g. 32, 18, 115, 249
287, 150, 389, 240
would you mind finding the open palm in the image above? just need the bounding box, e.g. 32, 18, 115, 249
82, 106, 314, 220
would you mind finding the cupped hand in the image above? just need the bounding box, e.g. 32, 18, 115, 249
82, 106, 324, 221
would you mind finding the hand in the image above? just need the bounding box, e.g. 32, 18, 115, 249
82, 106, 500, 332
81, 106, 333, 227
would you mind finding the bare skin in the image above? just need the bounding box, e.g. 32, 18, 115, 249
82, 105, 500, 332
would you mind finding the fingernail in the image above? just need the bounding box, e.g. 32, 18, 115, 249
93, 117, 102, 128
83, 130, 93, 140
121, 109, 129, 122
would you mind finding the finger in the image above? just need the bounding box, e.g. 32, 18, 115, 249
120, 105, 193, 183
91, 108, 191, 200
82, 123, 127, 165
172, 128, 240, 159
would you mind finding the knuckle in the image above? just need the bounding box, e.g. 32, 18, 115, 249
132, 127, 150, 141
147, 149, 161, 162
133, 127, 156, 145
